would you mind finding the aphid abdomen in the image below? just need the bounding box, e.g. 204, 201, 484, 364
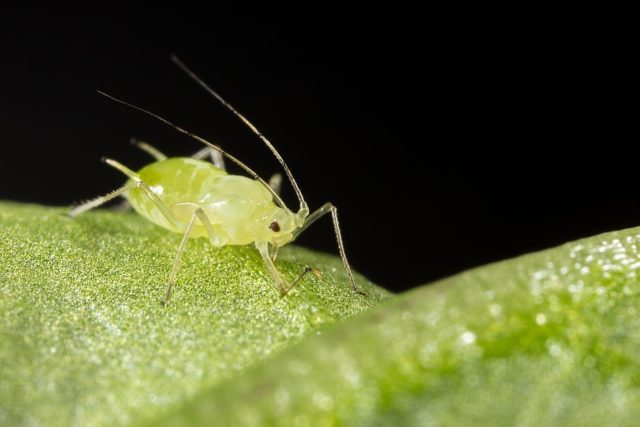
125, 157, 226, 234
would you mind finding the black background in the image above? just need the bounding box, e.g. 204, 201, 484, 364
1, 9, 634, 292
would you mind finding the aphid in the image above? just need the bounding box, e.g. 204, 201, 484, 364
70, 55, 364, 304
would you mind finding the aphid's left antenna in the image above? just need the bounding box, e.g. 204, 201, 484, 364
170, 55, 308, 215
96, 90, 287, 209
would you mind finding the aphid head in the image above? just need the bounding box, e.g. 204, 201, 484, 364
262, 207, 298, 247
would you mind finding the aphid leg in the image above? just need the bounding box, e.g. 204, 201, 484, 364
102, 158, 178, 227
256, 241, 288, 295
191, 147, 226, 170
255, 243, 316, 296
187, 204, 224, 246
294, 203, 365, 295
269, 173, 283, 196
68, 183, 135, 217
282, 267, 316, 296
158, 205, 221, 304
163, 211, 198, 305
194, 209, 229, 246
70, 158, 180, 220
269, 245, 279, 263
130, 138, 168, 161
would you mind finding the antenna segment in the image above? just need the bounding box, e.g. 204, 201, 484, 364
170, 55, 308, 214
96, 90, 287, 209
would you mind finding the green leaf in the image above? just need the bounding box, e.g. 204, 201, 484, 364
151, 221, 640, 426
6, 201, 640, 427
0, 202, 390, 426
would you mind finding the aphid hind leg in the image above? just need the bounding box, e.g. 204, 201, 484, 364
68, 183, 135, 217
294, 203, 364, 295
130, 138, 168, 161
102, 158, 178, 227
71, 159, 180, 228
191, 147, 226, 170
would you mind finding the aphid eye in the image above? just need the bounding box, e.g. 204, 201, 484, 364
269, 221, 281, 232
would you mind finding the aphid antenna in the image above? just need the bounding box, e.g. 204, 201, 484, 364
96, 90, 287, 209
170, 55, 309, 216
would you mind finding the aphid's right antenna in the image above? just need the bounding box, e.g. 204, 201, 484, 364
170, 55, 308, 215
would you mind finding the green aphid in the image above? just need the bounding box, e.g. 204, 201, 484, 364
70, 56, 364, 304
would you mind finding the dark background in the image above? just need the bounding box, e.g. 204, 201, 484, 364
0, 10, 634, 292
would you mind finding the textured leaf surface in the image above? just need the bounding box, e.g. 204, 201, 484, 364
0, 202, 389, 426
5, 200, 640, 427
152, 223, 640, 426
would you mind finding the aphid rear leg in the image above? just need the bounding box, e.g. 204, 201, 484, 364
68, 183, 135, 217
294, 202, 365, 296
102, 158, 178, 226
69, 158, 179, 221
191, 147, 226, 170
130, 138, 168, 161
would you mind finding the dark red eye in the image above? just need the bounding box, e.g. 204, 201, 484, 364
269, 221, 281, 232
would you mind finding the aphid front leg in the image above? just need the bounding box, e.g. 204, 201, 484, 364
269, 245, 280, 263
283, 267, 320, 295
256, 241, 287, 295
294, 202, 365, 295
255, 242, 318, 296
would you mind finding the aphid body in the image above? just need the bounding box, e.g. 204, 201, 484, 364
128, 157, 300, 247
71, 56, 363, 304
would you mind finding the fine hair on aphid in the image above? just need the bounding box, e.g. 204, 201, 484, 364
70, 55, 365, 304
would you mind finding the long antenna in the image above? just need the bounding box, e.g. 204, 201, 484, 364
170, 55, 308, 214
96, 90, 287, 209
